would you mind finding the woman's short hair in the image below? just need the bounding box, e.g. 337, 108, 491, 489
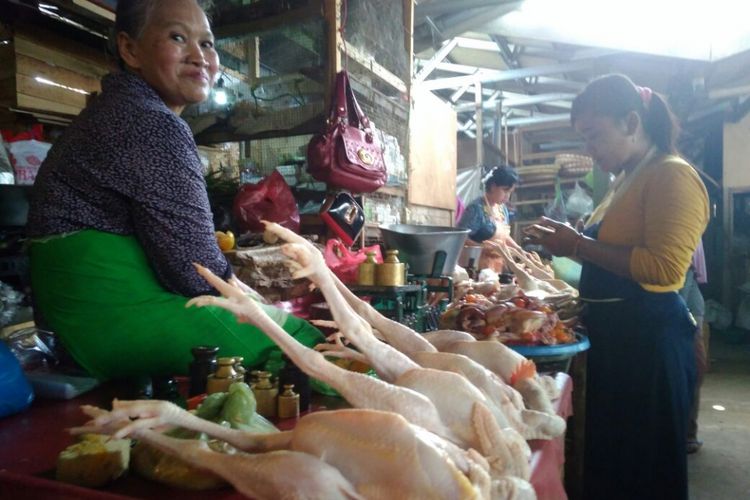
111, 0, 214, 68
571, 73, 679, 154
484, 165, 519, 190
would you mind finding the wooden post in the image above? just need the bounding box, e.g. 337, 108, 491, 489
324, 0, 342, 111
403, 0, 414, 102
475, 80, 483, 166
244, 36, 261, 85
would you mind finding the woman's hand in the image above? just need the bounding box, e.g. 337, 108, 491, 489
523, 217, 582, 257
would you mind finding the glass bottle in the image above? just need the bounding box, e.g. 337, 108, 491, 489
188, 345, 219, 396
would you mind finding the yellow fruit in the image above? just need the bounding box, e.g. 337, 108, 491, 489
215, 230, 235, 251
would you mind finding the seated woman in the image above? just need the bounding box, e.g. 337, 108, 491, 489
457, 165, 521, 272
26, 0, 323, 380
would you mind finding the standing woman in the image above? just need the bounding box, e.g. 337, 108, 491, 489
26, 0, 323, 380
457, 165, 521, 272
525, 74, 708, 500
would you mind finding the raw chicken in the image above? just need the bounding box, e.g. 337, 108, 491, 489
190, 256, 531, 482
71, 402, 494, 499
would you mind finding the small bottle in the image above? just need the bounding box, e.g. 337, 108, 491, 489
277, 384, 300, 419
358, 251, 378, 285
279, 355, 311, 412
188, 345, 219, 396
376, 249, 405, 286
206, 357, 243, 394
252, 371, 278, 418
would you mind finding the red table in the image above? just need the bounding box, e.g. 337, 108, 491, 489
0, 373, 573, 499
529, 372, 574, 500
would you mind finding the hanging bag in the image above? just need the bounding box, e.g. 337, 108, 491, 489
319, 191, 365, 246
306, 71, 386, 193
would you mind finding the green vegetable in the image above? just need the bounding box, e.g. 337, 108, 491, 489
220, 382, 279, 434
220, 382, 256, 426
195, 391, 229, 421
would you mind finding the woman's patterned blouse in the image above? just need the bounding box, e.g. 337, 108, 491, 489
457, 196, 510, 243
27, 71, 231, 296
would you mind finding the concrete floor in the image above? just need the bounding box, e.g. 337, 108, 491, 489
688, 331, 750, 499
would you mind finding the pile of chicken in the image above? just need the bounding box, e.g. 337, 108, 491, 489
448, 241, 581, 345
72, 223, 567, 500
441, 292, 576, 345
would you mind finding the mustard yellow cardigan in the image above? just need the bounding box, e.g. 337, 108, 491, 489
597, 155, 709, 293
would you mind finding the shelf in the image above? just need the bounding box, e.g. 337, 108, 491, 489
375, 185, 406, 197
518, 178, 586, 189
213, 0, 319, 39
514, 198, 549, 206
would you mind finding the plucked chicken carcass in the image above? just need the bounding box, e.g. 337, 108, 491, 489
311, 256, 563, 423
312, 276, 565, 440
72, 402, 498, 499
190, 236, 533, 484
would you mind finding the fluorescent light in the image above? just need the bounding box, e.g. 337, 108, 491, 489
712, 404, 726, 411
35, 76, 90, 95
493, 0, 750, 61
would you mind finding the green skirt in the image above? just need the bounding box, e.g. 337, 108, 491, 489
29, 230, 323, 380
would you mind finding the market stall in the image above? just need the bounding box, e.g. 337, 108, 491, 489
0, 372, 573, 500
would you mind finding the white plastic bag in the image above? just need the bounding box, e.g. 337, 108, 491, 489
7, 139, 52, 185
0, 138, 13, 184
544, 179, 567, 222
566, 181, 594, 220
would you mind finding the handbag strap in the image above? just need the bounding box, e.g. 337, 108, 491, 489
331, 71, 371, 135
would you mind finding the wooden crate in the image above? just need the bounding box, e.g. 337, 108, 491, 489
0, 27, 109, 117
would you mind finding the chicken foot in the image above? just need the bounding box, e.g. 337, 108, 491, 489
188, 264, 454, 442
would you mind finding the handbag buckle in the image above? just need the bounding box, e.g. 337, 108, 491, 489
357, 148, 373, 165
345, 204, 358, 224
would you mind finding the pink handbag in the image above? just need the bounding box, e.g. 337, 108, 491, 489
323, 238, 383, 284
307, 71, 386, 193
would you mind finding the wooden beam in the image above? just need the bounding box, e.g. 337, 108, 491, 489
16, 73, 88, 109
339, 40, 407, 94
414, 38, 457, 82
213, 2, 320, 39
16, 54, 101, 94
475, 80, 483, 165
244, 36, 261, 85
17, 94, 81, 116
14, 35, 108, 79
421, 59, 593, 91
324, 0, 342, 110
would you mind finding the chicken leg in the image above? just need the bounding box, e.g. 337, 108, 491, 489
73, 403, 493, 500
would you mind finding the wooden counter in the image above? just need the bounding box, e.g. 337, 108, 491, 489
0, 374, 573, 499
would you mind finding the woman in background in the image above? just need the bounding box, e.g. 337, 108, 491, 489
457, 165, 521, 272
525, 74, 708, 500
27, 0, 322, 381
